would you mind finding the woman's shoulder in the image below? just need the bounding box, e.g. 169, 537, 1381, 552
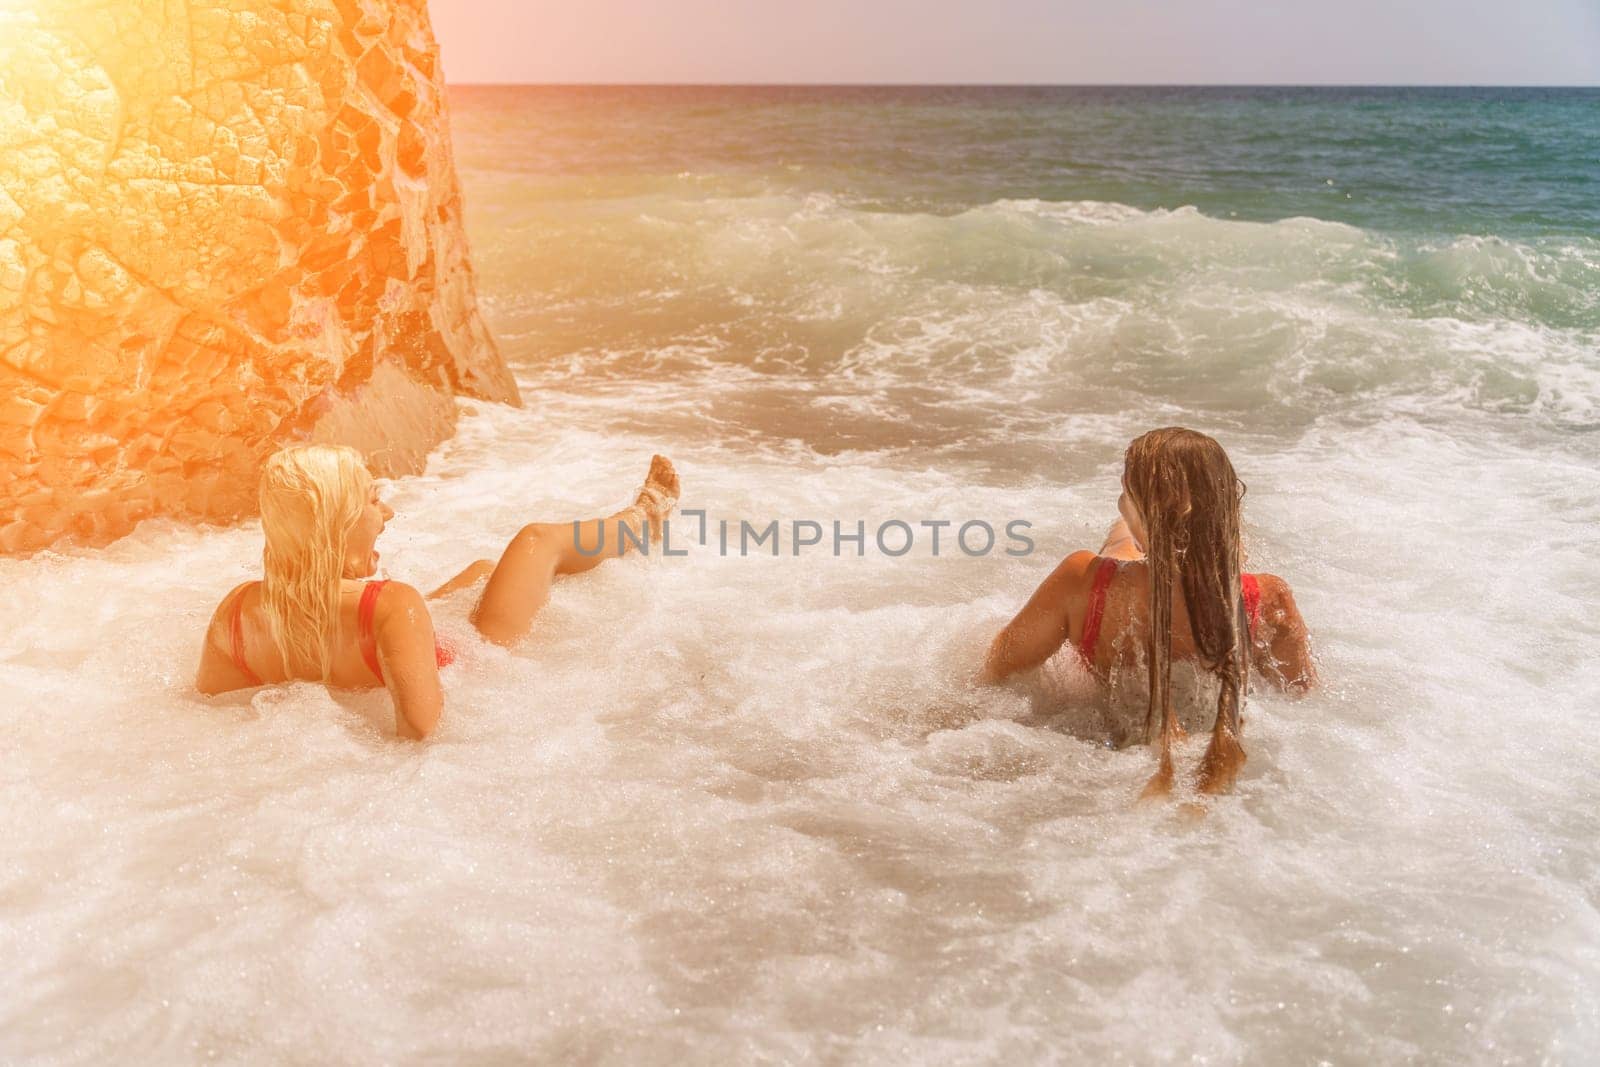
204, 579, 256, 629
1044, 550, 1111, 591
1060, 549, 1101, 575
196, 581, 258, 668
1247, 571, 1292, 598
1247, 572, 1302, 622
221, 578, 257, 604
364, 580, 433, 632
1036, 551, 1138, 607
1069, 551, 1144, 582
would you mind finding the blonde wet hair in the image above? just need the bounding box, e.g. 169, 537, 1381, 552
258, 444, 372, 681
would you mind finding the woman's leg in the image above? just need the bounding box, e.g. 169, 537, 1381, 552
471, 456, 680, 646
428, 559, 496, 600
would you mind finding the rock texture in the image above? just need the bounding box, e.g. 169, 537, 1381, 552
0, 0, 519, 554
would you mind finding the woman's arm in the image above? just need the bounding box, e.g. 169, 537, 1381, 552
373, 582, 446, 739
979, 550, 1097, 684
1251, 573, 1318, 694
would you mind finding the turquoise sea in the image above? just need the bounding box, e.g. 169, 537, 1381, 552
454, 86, 1600, 236
452, 86, 1600, 446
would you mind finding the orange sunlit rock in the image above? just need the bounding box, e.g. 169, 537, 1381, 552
0, 0, 519, 554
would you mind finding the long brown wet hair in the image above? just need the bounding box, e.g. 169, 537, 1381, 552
1123, 427, 1249, 793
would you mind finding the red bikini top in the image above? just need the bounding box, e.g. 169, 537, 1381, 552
1077, 558, 1262, 663
227, 580, 455, 687
356, 580, 456, 684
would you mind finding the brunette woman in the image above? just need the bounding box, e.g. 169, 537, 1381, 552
981, 427, 1315, 796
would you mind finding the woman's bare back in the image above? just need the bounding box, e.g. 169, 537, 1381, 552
198, 579, 410, 692
982, 547, 1315, 694
1081, 559, 1314, 692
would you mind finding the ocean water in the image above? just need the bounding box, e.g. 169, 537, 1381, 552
3, 87, 1599, 1063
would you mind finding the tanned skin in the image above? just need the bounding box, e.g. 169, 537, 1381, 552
979, 490, 1316, 784
197, 456, 681, 739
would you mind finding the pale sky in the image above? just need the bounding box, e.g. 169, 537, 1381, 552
429, 0, 1600, 85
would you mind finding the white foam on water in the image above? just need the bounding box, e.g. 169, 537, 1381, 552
5, 186, 1600, 1061
477, 192, 1600, 437
4, 378, 1598, 1062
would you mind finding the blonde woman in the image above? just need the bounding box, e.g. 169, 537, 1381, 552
981, 427, 1315, 796
196, 445, 680, 739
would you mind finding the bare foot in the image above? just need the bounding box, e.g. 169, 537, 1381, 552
634, 454, 681, 532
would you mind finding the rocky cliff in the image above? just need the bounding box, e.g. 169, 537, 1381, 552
0, 0, 519, 554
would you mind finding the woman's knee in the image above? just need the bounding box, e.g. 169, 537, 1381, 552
471, 608, 525, 647
510, 523, 563, 553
